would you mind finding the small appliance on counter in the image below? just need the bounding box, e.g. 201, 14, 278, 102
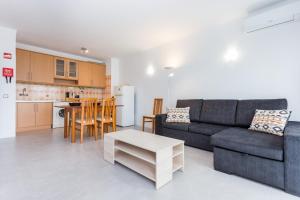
65, 92, 70, 98
65, 91, 80, 99
114, 85, 135, 127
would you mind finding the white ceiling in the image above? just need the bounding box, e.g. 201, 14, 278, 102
0, 0, 280, 59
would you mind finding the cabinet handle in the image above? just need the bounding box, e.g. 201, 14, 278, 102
36, 104, 38, 112
28, 72, 30, 81
30, 72, 33, 80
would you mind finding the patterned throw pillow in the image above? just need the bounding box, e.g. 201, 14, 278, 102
249, 109, 291, 136
166, 107, 190, 123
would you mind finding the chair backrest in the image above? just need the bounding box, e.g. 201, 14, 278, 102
101, 97, 116, 122
153, 98, 163, 115
79, 98, 98, 124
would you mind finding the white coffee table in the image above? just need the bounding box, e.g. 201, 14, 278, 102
104, 129, 184, 189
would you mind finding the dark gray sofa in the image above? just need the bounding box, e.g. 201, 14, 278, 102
155, 99, 300, 196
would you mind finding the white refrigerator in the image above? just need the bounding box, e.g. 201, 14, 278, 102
114, 86, 135, 127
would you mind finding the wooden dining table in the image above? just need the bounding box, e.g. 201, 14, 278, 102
55, 104, 120, 143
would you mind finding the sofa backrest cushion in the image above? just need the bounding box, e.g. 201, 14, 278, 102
200, 100, 238, 125
176, 99, 203, 122
236, 99, 288, 127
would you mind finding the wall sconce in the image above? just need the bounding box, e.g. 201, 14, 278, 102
146, 65, 155, 76
224, 47, 240, 62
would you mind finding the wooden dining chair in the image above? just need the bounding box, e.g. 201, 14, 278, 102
74, 98, 98, 143
142, 98, 163, 133
97, 97, 116, 140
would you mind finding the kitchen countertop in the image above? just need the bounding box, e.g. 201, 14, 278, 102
16, 100, 57, 103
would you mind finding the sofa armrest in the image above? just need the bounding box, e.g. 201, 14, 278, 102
284, 121, 300, 195
155, 114, 167, 135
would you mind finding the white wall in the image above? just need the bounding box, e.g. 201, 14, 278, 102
119, 20, 300, 126
105, 57, 120, 95
0, 26, 16, 138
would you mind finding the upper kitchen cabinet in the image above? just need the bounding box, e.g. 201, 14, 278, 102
54, 57, 78, 80
16, 49, 31, 82
54, 57, 66, 79
31, 52, 54, 84
78, 62, 106, 88
91, 63, 106, 88
16, 48, 105, 88
78, 61, 92, 86
67, 60, 78, 80
16, 49, 54, 84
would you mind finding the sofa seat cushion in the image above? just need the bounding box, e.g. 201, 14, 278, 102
211, 128, 283, 161
189, 123, 229, 136
162, 122, 190, 131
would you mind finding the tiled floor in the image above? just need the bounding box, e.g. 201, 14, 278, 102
0, 128, 298, 200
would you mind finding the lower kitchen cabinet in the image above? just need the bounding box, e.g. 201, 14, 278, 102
17, 102, 53, 132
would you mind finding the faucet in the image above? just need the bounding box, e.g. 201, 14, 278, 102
19, 88, 28, 96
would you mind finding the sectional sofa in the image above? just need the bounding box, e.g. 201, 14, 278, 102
155, 99, 300, 196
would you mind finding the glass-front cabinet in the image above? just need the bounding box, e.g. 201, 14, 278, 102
54, 58, 66, 78
67, 60, 78, 80
54, 57, 78, 80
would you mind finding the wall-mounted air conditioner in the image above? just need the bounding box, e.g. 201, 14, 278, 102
244, 1, 300, 33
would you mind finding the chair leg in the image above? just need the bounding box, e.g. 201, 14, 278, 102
113, 122, 116, 132
80, 124, 84, 144
94, 124, 98, 141
142, 117, 145, 131
101, 123, 104, 140
152, 119, 155, 134
68, 120, 71, 137
106, 124, 109, 133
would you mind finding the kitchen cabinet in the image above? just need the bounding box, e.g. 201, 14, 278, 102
78, 61, 92, 86
17, 102, 52, 132
67, 60, 78, 80
31, 52, 54, 83
16, 49, 54, 84
16, 49, 31, 81
54, 57, 66, 78
16, 48, 106, 88
16, 103, 36, 130
78, 62, 106, 88
54, 57, 78, 80
35, 103, 53, 127
92, 63, 106, 88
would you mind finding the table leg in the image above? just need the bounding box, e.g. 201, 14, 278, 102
71, 110, 76, 143
64, 109, 68, 138
155, 147, 173, 189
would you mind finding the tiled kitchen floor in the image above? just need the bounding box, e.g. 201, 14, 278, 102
0, 128, 298, 200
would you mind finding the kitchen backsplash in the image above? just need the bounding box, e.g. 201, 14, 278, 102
17, 75, 111, 101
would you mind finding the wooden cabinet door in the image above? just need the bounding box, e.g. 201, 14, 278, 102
78, 61, 92, 86
54, 57, 66, 78
17, 103, 36, 130
31, 52, 54, 83
67, 60, 78, 80
91, 63, 106, 88
16, 49, 31, 82
36, 103, 52, 127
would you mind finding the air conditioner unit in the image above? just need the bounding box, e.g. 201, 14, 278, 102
244, 1, 300, 33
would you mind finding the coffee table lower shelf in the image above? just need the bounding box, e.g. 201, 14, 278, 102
104, 131, 184, 189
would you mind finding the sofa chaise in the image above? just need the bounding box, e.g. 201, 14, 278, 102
155, 99, 300, 196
